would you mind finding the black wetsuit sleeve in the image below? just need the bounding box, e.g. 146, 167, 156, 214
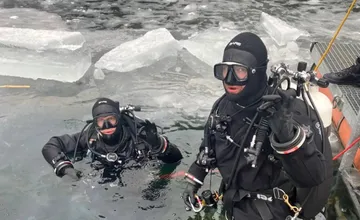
157, 137, 183, 164
187, 139, 209, 183
42, 131, 88, 168
275, 100, 330, 188
186, 96, 224, 184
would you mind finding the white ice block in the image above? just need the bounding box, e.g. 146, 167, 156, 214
0, 27, 91, 82
95, 28, 182, 73
260, 12, 309, 46
180, 28, 239, 67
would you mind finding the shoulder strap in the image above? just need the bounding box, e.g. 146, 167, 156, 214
204, 94, 226, 137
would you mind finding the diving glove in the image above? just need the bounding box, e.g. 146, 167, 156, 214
259, 89, 306, 154
182, 182, 200, 209
62, 167, 83, 181
182, 167, 206, 210
259, 89, 296, 142
139, 120, 167, 155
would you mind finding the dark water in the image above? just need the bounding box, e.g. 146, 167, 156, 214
1, 0, 359, 40
1, 0, 360, 219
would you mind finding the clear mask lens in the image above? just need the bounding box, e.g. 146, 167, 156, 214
95, 114, 118, 129
214, 62, 249, 81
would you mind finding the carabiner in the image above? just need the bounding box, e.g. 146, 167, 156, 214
283, 194, 301, 213
189, 195, 204, 213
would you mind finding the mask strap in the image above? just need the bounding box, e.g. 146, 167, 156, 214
251, 59, 269, 74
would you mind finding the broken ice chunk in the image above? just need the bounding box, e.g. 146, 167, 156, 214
95, 28, 182, 73
260, 12, 309, 46
93, 68, 105, 80
267, 41, 301, 64
180, 12, 199, 24
0, 27, 91, 82
0, 27, 84, 51
180, 28, 239, 66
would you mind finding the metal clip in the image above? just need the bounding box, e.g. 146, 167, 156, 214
283, 194, 302, 218
189, 195, 204, 213
272, 187, 286, 200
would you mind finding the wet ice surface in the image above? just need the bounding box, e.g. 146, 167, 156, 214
1, 0, 360, 219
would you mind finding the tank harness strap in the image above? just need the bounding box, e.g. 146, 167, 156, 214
224, 181, 294, 220
254, 199, 273, 220
204, 94, 226, 148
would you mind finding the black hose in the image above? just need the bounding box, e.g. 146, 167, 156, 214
251, 118, 269, 167
131, 111, 138, 143
273, 76, 291, 94
301, 87, 311, 117
226, 111, 259, 190
85, 123, 106, 158
305, 89, 326, 154
72, 121, 92, 163
122, 110, 140, 143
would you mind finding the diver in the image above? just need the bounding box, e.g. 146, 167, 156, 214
41, 97, 183, 181
181, 32, 333, 220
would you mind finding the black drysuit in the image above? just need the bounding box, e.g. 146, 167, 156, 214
42, 114, 183, 175
187, 91, 333, 220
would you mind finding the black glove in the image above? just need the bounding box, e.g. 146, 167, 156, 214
62, 167, 83, 181
182, 182, 200, 210
258, 89, 296, 143
139, 120, 163, 154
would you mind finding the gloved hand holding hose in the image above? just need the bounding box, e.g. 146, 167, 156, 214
182, 182, 201, 210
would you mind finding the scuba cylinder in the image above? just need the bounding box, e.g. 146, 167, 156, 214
304, 84, 332, 136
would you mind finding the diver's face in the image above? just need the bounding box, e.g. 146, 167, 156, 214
223, 82, 245, 94
214, 62, 248, 95
96, 115, 118, 135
